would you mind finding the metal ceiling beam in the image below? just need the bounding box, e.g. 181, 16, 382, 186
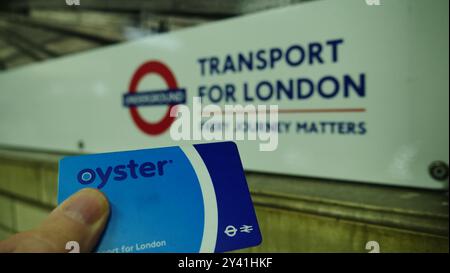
6, 15, 121, 45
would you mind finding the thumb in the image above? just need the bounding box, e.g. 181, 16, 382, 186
0, 188, 110, 253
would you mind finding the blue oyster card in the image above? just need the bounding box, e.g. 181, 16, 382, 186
58, 141, 262, 252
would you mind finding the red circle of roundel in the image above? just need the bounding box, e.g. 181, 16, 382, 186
128, 61, 179, 135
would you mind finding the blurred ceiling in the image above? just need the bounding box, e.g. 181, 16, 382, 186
0, 0, 308, 71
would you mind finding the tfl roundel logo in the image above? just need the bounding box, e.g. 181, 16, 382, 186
123, 61, 186, 135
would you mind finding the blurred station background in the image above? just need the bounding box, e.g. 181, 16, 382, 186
0, 0, 448, 252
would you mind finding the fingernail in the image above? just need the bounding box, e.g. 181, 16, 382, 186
62, 188, 109, 225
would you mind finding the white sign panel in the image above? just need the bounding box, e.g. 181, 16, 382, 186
0, 0, 448, 189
